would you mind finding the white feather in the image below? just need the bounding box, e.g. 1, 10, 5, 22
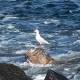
34, 29, 50, 45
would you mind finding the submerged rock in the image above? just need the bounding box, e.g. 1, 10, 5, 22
26, 48, 59, 65
44, 69, 68, 80
0, 63, 32, 80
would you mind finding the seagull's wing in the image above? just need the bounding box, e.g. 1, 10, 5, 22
38, 35, 50, 44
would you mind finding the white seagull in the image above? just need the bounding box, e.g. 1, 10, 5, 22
34, 29, 50, 47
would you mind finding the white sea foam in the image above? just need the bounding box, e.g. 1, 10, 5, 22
0, 14, 4, 17
25, 44, 36, 48
12, 52, 80, 80
7, 24, 15, 29
14, 60, 52, 69
26, 60, 52, 67
17, 62, 29, 68
7, 25, 20, 33
0, 25, 6, 29
33, 74, 46, 80
56, 50, 80, 61
73, 74, 80, 80
1, 40, 9, 45
73, 40, 80, 44
15, 50, 26, 54
2, 15, 17, 21
64, 68, 70, 71
43, 19, 60, 25
76, 30, 80, 33
0, 57, 10, 62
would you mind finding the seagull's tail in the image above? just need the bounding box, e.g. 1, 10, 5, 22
46, 41, 50, 44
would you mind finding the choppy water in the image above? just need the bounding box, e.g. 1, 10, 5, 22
0, 0, 80, 80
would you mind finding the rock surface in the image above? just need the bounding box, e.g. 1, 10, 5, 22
26, 48, 59, 65
0, 63, 69, 80
0, 63, 32, 80
44, 69, 68, 80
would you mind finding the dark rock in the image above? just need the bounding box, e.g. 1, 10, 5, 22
0, 63, 32, 80
26, 48, 58, 65
44, 69, 68, 80
0, 63, 69, 80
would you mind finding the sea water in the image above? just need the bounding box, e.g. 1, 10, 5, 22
0, 0, 80, 80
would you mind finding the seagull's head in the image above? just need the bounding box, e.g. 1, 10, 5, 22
34, 29, 39, 34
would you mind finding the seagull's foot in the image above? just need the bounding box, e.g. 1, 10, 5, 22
38, 45, 43, 48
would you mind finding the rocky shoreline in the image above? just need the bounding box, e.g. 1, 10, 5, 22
0, 63, 68, 80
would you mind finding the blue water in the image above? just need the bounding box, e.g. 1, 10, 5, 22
0, 0, 80, 80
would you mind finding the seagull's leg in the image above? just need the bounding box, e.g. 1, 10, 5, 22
39, 44, 42, 48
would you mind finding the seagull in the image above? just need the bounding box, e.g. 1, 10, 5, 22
34, 29, 50, 47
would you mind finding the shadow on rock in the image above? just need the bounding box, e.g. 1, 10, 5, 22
44, 69, 68, 80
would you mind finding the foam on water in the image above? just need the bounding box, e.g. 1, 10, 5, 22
43, 19, 60, 25
1, 49, 79, 80
73, 40, 80, 44
2, 15, 17, 22
0, 24, 26, 54
0, 57, 10, 62
55, 50, 80, 61
76, 30, 80, 33
15, 49, 26, 54
7, 24, 15, 29
33, 74, 46, 80
64, 68, 70, 71
13, 61, 53, 79
73, 74, 80, 80
16, 56, 76, 80
13, 58, 52, 69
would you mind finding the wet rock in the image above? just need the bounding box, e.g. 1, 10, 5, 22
44, 69, 68, 80
26, 48, 76, 65
26, 48, 59, 65
0, 63, 32, 80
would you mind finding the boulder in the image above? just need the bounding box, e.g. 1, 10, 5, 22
44, 69, 68, 80
0, 63, 32, 80
26, 48, 59, 65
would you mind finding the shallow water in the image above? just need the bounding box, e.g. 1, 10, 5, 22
0, 0, 80, 80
